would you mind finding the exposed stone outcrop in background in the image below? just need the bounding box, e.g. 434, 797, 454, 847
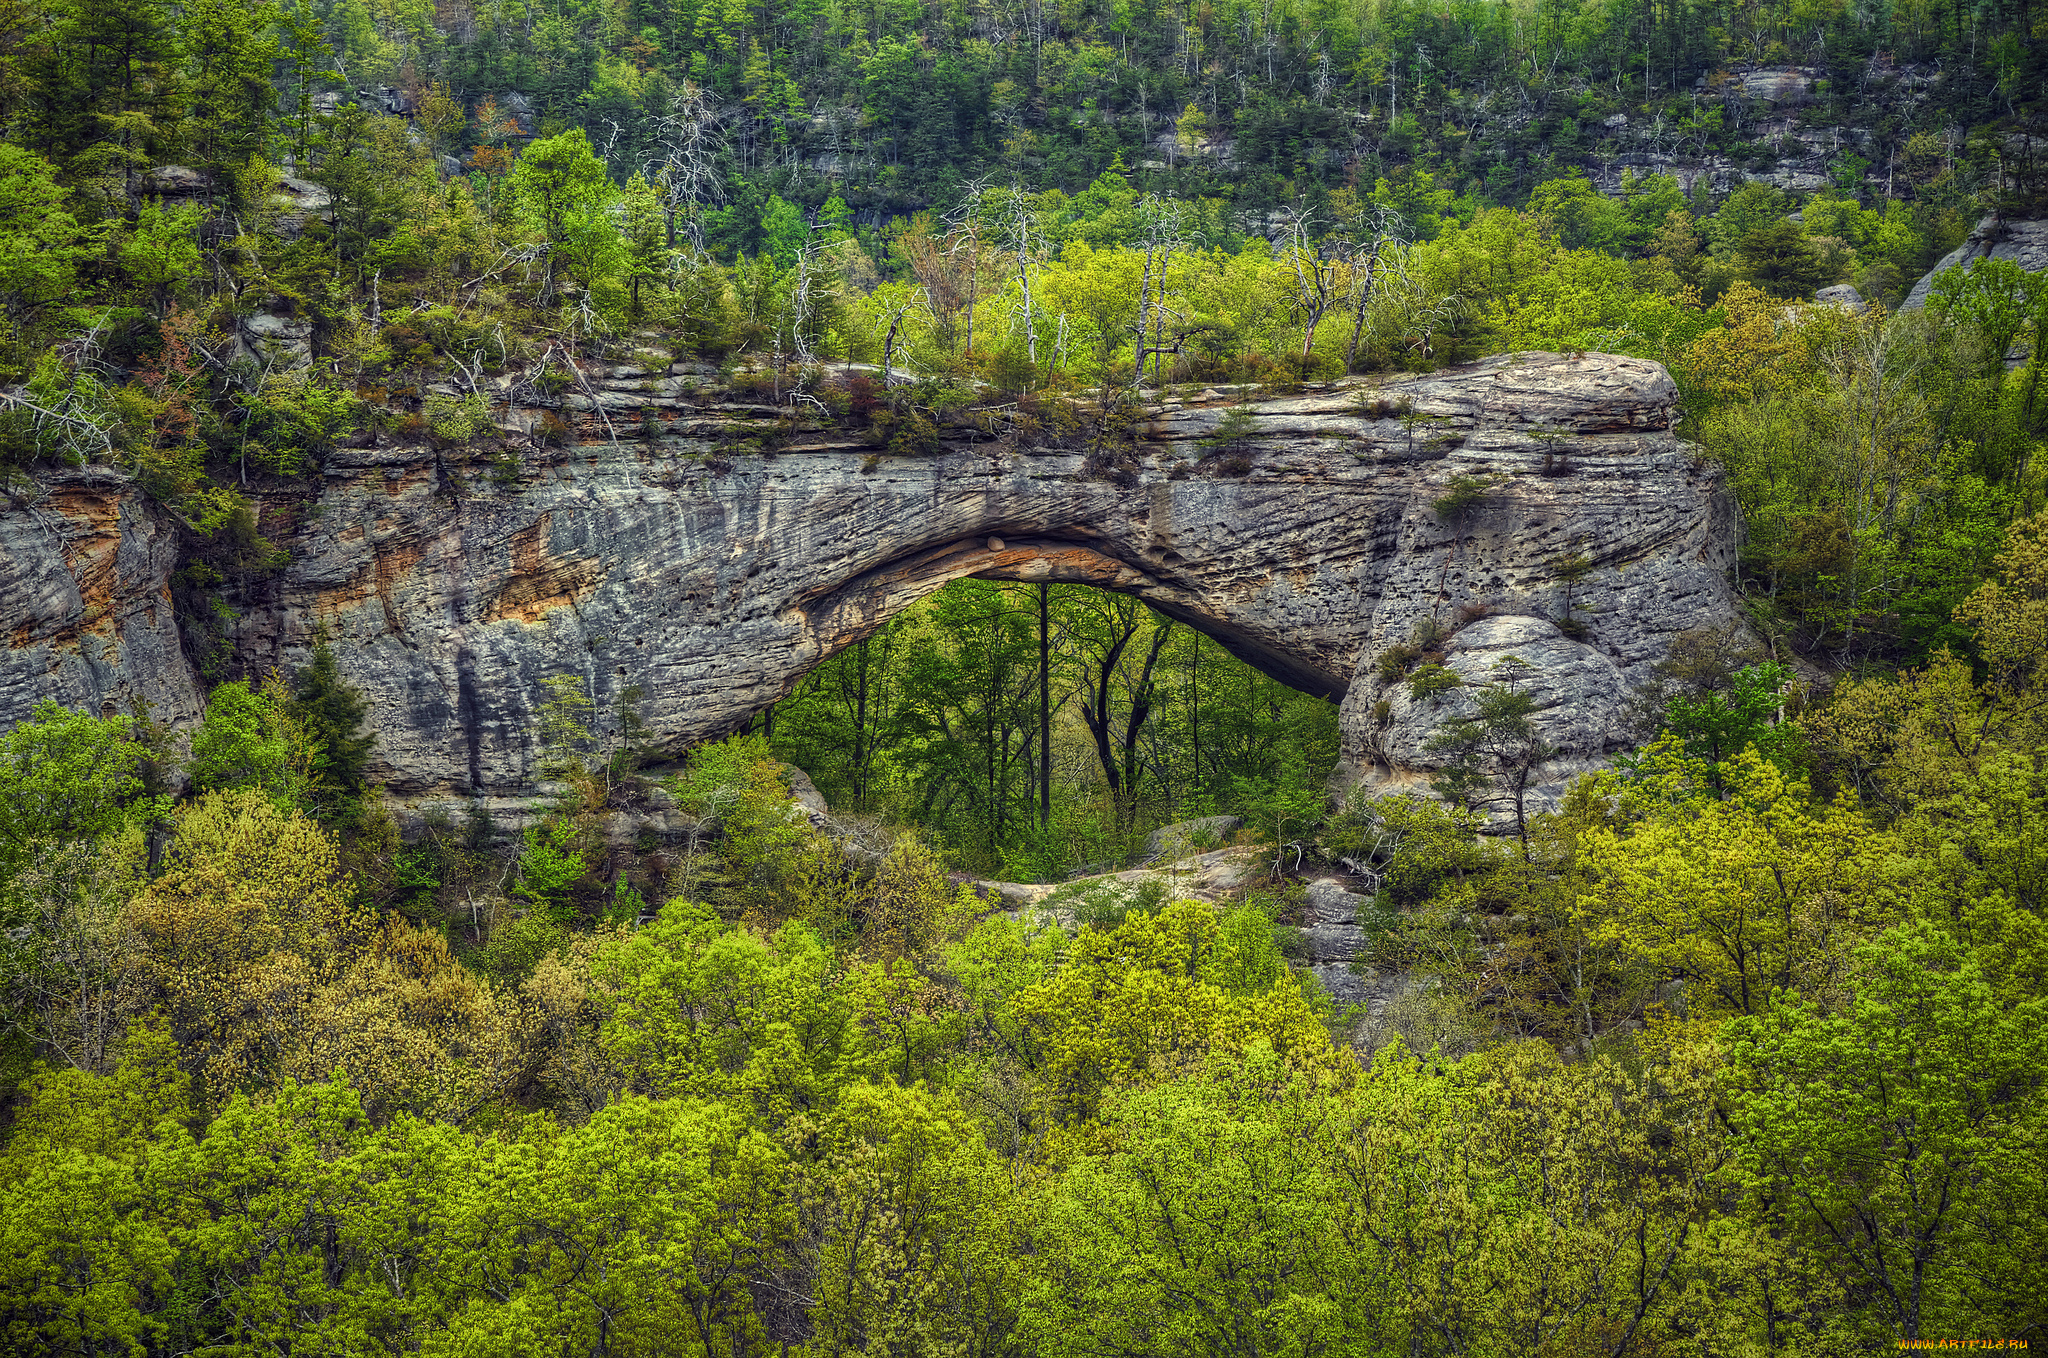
1901, 216, 2048, 312
0, 351, 1741, 823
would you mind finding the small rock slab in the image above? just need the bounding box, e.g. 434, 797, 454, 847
1301, 922, 1369, 963
1304, 877, 1366, 925
1140, 814, 1244, 863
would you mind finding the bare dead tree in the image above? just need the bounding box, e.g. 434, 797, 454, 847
0, 390, 118, 463
944, 178, 992, 360
988, 186, 1045, 366
1278, 206, 1338, 363
898, 218, 974, 355
1133, 193, 1191, 388
781, 238, 835, 416
643, 82, 728, 250
875, 286, 930, 390
1339, 205, 1409, 372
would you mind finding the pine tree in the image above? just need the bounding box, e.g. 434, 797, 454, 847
290, 644, 375, 799
179, 0, 279, 202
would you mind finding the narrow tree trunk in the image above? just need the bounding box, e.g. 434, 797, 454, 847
1115, 622, 1176, 828
1039, 583, 1051, 829
852, 639, 870, 805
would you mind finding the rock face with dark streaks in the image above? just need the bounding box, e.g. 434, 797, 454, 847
0, 351, 1742, 822
0, 476, 204, 732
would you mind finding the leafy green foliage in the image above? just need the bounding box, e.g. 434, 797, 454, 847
0, 2, 2046, 1348
772, 581, 1338, 879
0, 700, 157, 888
187, 677, 312, 810
1660, 659, 1801, 794
1429, 475, 1489, 522
1729, 923, 2048, 1340
513, 816, 588, 919
289, 645, 376, 805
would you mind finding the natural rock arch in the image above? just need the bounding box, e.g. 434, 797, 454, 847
799, 533, 1352, 702
0, 351, 1742, 818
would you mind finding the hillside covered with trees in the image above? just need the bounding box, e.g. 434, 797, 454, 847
1, 0, 2046, 1351
0, 517, 2044, 1350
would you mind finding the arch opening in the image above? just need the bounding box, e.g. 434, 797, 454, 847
759, 547, 1344, 878
794, 534, 1351, 706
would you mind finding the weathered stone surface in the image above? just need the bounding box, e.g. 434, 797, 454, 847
0, 474, 205, 732
142, 164, 212, 197
1737, 67, 1815, 102
239, 311, 315, 365
1304, 877, 1366, 925
266, 178, 331, 241
1901, 217, 2048, 312
1139, 815, 1243, 863
982, 845, 1265, 918
0, 351, 1742, 819
1301, 922, 1369, 963
1310, 962, 1381, 1010
1357, 613, 1636, 815
1814, 283, 1868, 312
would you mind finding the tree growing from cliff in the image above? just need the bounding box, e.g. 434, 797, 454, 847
1197, 405, 1259, 469
1547, 548, 1595, 639
290, 645, 374, 809
509, 128, 622, 298
1424, 654, 1556, 852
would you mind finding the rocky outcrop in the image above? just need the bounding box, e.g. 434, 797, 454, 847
1901, 216, 2048, 312
1355, 613, 1641, 808
979, 846, 1264, 915
1138, 815, 1243, 863
0, 474, 205, 732
0, 351, 1742, 821
1814, 283, 1868, 312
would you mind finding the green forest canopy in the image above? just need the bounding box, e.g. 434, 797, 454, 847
2, 0, 2048, 1350
0, 507, 2043, 1351
4, 0, 2046, 673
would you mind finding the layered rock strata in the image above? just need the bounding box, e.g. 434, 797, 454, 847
0, 476, 204, 731
0, 351, 1740, 819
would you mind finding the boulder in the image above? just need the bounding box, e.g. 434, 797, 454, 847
784, 765, 831, 828
1140, 814, 1243, 862
242, 311, 314, 364
1738, 68, 1814, 103
1814, 283, 1867, 312
1304, 877, 1366, 925
266, 177, 331, 241
1300, 922, 1369, 963
142, 165, 211, 197
1357, 613, 1635, 820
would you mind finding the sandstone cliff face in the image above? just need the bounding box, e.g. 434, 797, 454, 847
0, 475, 204, 731
0, 351, 1740, 821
